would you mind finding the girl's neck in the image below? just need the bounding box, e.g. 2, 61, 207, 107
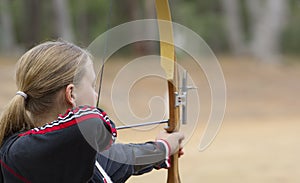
31, 113, 58, 127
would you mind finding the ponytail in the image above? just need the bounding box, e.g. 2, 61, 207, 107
0, 94, 34, 146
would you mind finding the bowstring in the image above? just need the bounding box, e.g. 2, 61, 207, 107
96, 0, 114, 107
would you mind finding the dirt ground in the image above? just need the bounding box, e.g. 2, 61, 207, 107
0, 56, 299, 183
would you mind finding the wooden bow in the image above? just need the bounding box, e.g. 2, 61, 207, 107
155, 0, 181, 182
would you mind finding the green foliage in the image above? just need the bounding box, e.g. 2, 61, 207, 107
174, 0, 228, 52
281, 0, 300, 55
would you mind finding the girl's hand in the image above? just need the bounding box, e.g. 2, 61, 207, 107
156, 131, 185, 156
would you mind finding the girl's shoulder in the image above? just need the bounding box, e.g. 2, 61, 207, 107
19, 105, 104, 137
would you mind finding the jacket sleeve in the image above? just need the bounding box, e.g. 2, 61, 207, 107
96, 141, 170, 183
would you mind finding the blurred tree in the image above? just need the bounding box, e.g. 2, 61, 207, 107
52, 0, 74, 42
2, 0, 299, 57
71, 0, 109, 46
24, 0, 42, 49
144, 0, 157, 54
175, 0, 228, 52
124, 0, 145, 54
248, 0, 288, 63
104, 0, 155, 55
0, 0, 18, 53
221, 0, 289, 63
282, 0, 300, 54
221, 0, 246, 55
73, 0, 89, 44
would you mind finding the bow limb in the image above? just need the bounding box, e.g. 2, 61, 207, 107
155, 0, 181, 182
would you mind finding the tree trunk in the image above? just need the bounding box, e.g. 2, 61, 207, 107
75, 0, 88, 45
144, 0, 156, 54
245, 0, 263, 27
24, 0, 41, 49
248, 0, 288, 63
221, 0, 246, 55
0, 0, 17, 53
52, 0, 74, 42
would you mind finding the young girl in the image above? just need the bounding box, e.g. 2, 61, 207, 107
0, 41, 184, 183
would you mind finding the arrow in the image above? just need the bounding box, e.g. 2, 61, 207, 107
116, 120, 169, 130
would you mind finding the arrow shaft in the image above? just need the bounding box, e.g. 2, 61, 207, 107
116, 120, 169, 130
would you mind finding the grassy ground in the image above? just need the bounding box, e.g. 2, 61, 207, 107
0, 56, 299, 182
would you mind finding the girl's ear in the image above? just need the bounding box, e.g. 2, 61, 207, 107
65, 84, 76, 107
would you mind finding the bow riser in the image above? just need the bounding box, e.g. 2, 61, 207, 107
166, 80, 181, 183
166, 80, 180, 133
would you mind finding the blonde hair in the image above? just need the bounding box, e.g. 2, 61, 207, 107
0, 41, 91, 145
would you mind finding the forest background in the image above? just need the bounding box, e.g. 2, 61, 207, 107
1, 0, 300, 61
1, 0, 300, 183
